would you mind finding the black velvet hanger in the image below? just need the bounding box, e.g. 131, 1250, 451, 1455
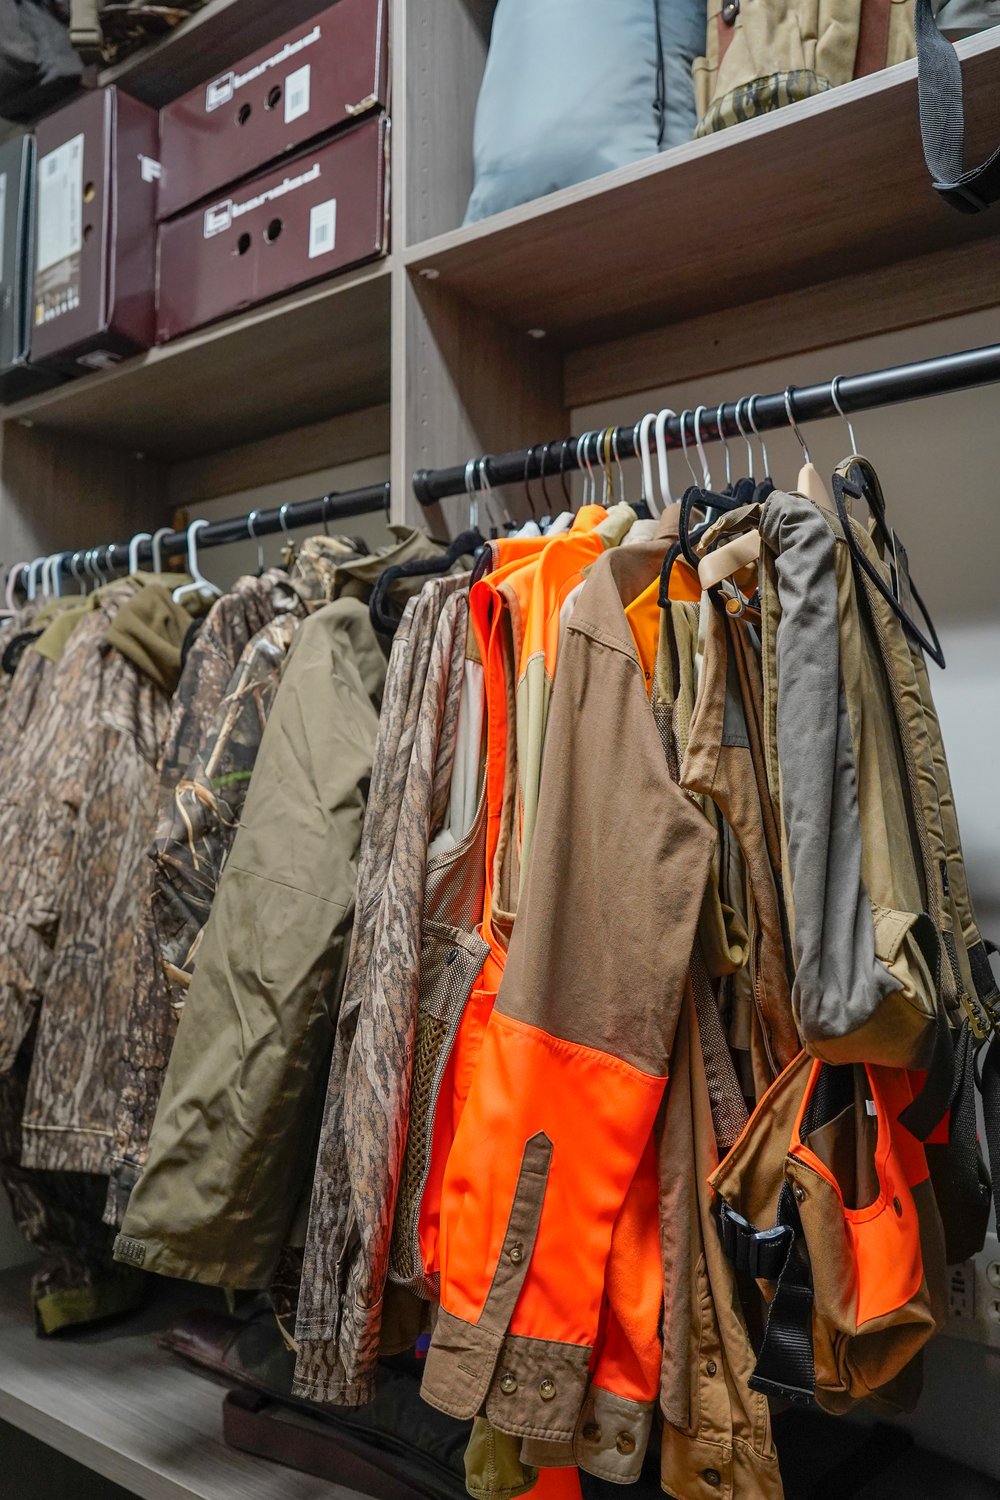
368, 528, 485, 637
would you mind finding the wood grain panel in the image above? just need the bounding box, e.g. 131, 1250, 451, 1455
406, 31, 1000, 348
1, 263, 392, 461
565, 236, 1000, 407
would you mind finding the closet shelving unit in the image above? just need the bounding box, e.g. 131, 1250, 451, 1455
2, 5, 998, 560
0, 2, 998, 1494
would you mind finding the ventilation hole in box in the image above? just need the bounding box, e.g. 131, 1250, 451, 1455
266, 85, 282, 110
236, 232, 252, 256
264, 218, 283, 244
83, 181, 96, 203
237, 103, 252, 125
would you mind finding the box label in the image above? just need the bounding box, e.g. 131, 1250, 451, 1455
204, 24, 321, 112
203, 163, 322, 239
206, 72, 235, 111
0, 173, 6, 287
309, 197, 337, 259
285, 63, 311, 124
35, 133, 84, 324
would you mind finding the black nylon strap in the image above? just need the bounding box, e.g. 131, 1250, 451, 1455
980, 1038, 1000, 1227
747, 1182, 816, 1406
915, 0, 1000, 212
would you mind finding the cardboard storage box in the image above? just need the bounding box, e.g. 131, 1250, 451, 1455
0, 133, 65, 403
32, 87, 159, 374
158, 0, 389, 221
156, 113, 388, 342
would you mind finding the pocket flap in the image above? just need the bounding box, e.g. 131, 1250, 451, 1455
870, 904, 922, 967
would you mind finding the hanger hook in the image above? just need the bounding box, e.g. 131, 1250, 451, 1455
679, 411, 700, 488
537, 442, 555, 516
747, 395, 771, 478
693, 405, 713, 489
186, 518, 210, 583
611, 429, 626, 505
150, 527, 172, 574
248, 509, 266, 573
715, 403, 733, 487
69, 552, 85, 594
128, 530, 152, 575
830, 376, 860, 454
479, 456, 509, 531
279, 503, 292, 536
733, 398, 755, 479
464, 458, 480, 532
635, 414, 659, 516
26, 556, 46, 601
522, 446, 539, 523
6, 561, 27, 612
558, 439, 574, 507
654, 409, 676, 509
577, 433, 594, 508
784, 386, 810, 464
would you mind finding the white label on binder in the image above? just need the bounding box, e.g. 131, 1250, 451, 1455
308, 197, 337, 259
36, 134, 83, 273
0, 174, 6, 286
285, 64, 311, 124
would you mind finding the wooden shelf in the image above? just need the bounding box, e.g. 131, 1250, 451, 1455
1, 261, 392, 462
0, 1266, 349, 1499
100, 0, 334, 107
404, 30, 1000, 352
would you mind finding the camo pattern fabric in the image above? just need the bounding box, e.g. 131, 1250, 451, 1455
17, 582, 176, 1175
295, 576, 470, 1407
0, 1034, 143, 1333
105, 540, 353, 1223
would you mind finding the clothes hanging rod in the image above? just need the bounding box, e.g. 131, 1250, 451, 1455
51, 481, 391, 578
411, 342, 1000, 506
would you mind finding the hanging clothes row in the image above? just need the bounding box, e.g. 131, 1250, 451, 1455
0, 348, 996, 1500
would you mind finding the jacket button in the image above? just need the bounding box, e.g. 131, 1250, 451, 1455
446, 948, 459, 964
507, 1242, 524, 1264
499, 1372, 518, 1395
703, 1470, 722, 1488
706, 1360, 718, 1376
539, 1378, 556, 1401
793, 1185, 806, 1203
581, 1423, 601, 1443
615, 1433, 636, 1456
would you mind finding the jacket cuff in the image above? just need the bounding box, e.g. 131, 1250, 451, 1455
421, 1308, 591, 1441
293, 1336, 376, 1408
573, 1386, 653, 1483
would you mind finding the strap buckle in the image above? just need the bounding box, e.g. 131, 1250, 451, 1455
933, 180, 989, 214
716, 1200, 792, 1281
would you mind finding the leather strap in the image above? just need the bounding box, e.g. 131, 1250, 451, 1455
915, 0, 1000, 211
855, 0, 894, 77
69, 0, 103, 57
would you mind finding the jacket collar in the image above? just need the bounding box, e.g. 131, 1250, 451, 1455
568, 505, 681, 661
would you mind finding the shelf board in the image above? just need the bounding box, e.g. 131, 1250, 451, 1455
0, 1265, 351, 1500
100, 0, 334, 107
405, 30, 1000, 351
1, 261, 392, 462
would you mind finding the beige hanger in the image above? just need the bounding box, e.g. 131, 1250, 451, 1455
785, 387, 831, 506
698, 529, 761, 592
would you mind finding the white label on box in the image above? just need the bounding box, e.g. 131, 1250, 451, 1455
204, 200, 234, 238
308, 198, 337, 259
0, 173, 6, 286
138, 155, 162, 184
285, 63, 311, 124
36, 133, 84, 273
206, 72, 235, 111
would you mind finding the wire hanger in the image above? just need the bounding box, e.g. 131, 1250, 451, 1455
830, 376, 860, 455
716, 403, 733, 489
785, 386, 831, 506
69, 553, 86, 594
747, 396, 772, 481
247, 510, 266, 575
173, 519, 222, 604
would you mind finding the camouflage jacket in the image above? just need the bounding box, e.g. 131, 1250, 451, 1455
105, 539, 354, 1222
0, 581, 183, 1176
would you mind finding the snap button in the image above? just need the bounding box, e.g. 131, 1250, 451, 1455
446, 948, 459, 964
508, 1242, 524, 1265
893, 1196, 903, 1217
793, 1185, 806, 1203
721, 0, 739, 22
499, 1371, 518, 1395
581, 1423, 601, 1443
615, 1432, 636, 1456
539, 1378, 556, 1401
703, 1469, 722, 1488
706, 1360, 718, 1376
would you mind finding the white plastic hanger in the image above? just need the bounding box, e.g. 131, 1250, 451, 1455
654, 409, 676, 510
128, 530, 152, 575
635, 414, 659, 517
68, 552, 86, 594
151, 527, 173, 574
693, 406, 713, 490
26, 556, 46, 602
173, 519, 221, 604
1, 562, 28, 619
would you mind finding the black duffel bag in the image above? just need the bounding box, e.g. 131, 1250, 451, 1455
0, 0, 81, 123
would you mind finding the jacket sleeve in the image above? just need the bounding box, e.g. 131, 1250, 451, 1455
115, 602, 383, 1288
420, 605, 715, 1450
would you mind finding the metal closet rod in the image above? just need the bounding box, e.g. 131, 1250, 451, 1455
54, 482, 391, 576
410, 342, 1000, 506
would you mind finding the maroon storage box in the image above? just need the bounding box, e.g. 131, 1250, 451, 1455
32, 87, 158, 373
156, 113, 388, 341
157, 0, 389, 222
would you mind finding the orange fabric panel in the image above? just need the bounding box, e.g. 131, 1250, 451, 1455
791, 1062, 924, 1329
625, 564, 701, 697
534, 1467, 584, 1500
591, 1132, 663, 1403
438, 1010, 666, 1347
